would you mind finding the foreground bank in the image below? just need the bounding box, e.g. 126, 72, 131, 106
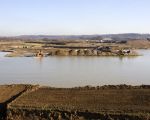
0, 84, 150, 120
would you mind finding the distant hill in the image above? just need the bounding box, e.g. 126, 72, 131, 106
100, 33, 150, 41
1, 33, 150, 41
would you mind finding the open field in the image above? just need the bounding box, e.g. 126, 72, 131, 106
7, 85, 150, 120
127, 40, 150, 49
0, 84, 149, 119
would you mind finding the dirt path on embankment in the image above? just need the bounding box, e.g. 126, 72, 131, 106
0, 85, 38, 120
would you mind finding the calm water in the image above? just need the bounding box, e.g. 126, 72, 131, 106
0, 50, 150, 87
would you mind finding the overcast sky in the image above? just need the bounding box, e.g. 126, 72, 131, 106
0, 0, 150, 36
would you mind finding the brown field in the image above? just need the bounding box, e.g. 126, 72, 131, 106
8, 85, 150, 120
127, 40, 150, 49
10, 86, 150, 113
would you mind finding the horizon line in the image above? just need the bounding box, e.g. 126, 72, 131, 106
0, 32, 150, 37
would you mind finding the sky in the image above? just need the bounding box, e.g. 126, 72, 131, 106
0, 0, 150, 36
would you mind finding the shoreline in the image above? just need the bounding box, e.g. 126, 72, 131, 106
2, 49, 139, 57
0, 40, 141, 57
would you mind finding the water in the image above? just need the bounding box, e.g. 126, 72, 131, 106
0, 50, 150, 87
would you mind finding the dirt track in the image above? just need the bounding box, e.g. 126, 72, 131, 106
0, 85, 27, 120
0, 85, 38, 120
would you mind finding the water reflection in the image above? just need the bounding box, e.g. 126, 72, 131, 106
0, 50, 150, 87
35, 57, 43, 63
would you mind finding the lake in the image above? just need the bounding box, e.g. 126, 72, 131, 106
0, 50, 150, 87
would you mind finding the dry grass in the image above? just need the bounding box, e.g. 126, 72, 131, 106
127, 40, 150, 49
